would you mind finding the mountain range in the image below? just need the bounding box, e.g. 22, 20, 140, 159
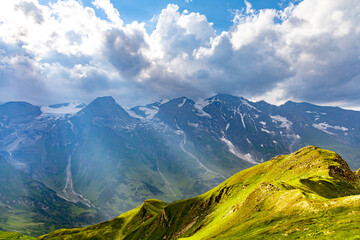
1, 94, 360, 236
38, 146, 360, 239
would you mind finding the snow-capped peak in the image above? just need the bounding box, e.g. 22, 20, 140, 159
194, 98, 212, 118
41, 103, 85, 115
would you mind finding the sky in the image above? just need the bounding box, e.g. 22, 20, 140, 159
0, 0, 359, 110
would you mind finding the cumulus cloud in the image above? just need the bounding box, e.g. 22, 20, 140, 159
0, 0, 359, 109
147, 4, 215, 61
105, 23, 149, 79
0, 0, 142, 104
92, 0, 123, 26
15, 1, 44, 24
0, 50, 49, 103
276, 0, 360, 105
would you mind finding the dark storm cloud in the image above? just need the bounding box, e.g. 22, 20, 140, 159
0, 54, 49, 103
105, 28, 149, 79
287, 57, 360, 105
198, 34, 295, 96
134, 66, 209, 101
79, 70, 112, 92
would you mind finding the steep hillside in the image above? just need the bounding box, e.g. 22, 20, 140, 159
39, 146, 360, 239
0, 157, 102, 237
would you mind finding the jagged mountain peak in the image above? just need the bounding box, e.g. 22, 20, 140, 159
78, 96, 135, 124
86, 96, 136, 112
153, 97, 198, 127
129, 95, 261, 121
90, 96, 117, 105
126, 97, 194, 120
206, 94, 258, 111
208, 93, 245, 102
282, 100, 297, 105
160, 96, 194, 107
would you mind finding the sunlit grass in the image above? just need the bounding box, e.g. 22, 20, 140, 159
38, 146, 360, 239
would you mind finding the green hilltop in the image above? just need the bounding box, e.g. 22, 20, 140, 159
37, 146, 360, 239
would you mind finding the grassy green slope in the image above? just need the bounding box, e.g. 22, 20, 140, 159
0, 231, 35, 240
39, 146, 360, 239
37, 199, 167, 239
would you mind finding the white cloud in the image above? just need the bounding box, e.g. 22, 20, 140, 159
0, 0, 111, 57
274, 0, 360, 105
0, 0, 134, 104
230, 8, 277, 50
0, 0, 359, 109
92, 0, 123, 26
147, 4, 215, 61
313, 122, 348, 135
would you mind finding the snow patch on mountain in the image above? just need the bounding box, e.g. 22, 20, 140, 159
313, 122, 348, 135
175, 130, 184, 135
271, 115, 293, 130
188, 122, 199, 128
241, 99, 259, 111
194, 99, 212, 118
126, 109, 144, 119
127, 106, 159, 120
261, 128, 275, 134
233, 107, 246, 128
158, 99, 169, 105
239, 112, 246, 128
41, 103, 85, 115
178, 98, 187, 108
220, 136, 258, 164
139, 106, 159, 119
306, 111, 327, 116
